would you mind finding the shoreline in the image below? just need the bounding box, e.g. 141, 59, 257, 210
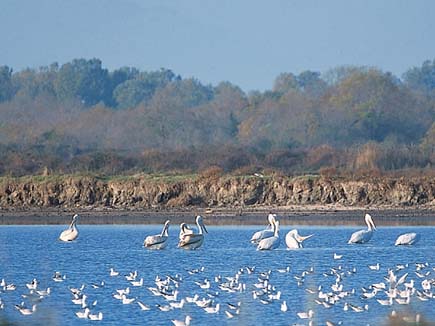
1, 205, 434, 226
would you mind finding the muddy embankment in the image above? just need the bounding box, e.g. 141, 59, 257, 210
0, 175, 434, 213
1, 175, 434, 209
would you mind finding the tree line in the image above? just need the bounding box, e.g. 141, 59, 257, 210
0, 58, 434, 176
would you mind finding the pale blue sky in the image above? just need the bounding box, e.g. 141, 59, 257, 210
1, 0, 434, 91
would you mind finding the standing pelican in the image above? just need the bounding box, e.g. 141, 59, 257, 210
395, 232, 420, 246
144, 220, 170, 249
285, 229, 313, 249
348, 213, 377, 244
59, 214, 79, 242
257, 220, 280, 250
178, 216, 208, 250
250, 213, 277, 244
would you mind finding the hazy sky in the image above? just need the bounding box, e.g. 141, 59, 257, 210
1, 0, 434, 91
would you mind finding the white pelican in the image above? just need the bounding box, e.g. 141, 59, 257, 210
348, 213, 376, 244
144, 220, 170, 249
178, 216, 208, 250
179, 222, 194, 239
250, 213, 277, 244
257, 220, 280, 250
59, 214, 79, 242
395, 232, 420, 246
285, 229, 313, 249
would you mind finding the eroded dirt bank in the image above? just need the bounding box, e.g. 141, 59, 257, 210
1, 175, 434, 209
0, 175, 434, 211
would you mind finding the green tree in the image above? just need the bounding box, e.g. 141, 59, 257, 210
0, 65, 14, 102
54, 58, 109, 106
113, 68, 178, 109
403, 59, 435, 94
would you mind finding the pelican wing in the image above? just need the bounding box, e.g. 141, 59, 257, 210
257, 236, 280, 250
348, 229, 372, 244
251, 229, 274, 244
285, 233, 301, 249
395, 232, 419, 246
144, 235, 168, 247
178, 234, 204, 248
59, 227, 78, 241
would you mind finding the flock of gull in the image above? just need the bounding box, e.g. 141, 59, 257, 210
0, 212, 429, 326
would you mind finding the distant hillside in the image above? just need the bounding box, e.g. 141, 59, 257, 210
0, 59, 434, 176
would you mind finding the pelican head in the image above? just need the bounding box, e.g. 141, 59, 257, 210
365, 214, 376, 231
273, 220, 280, 236
161, 220, 170, 236
267, 213, 277, 226
196, 215, 208, 234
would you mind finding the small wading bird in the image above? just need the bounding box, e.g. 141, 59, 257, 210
250, 213, 277, 244
348, 214, 377, 244
395, 232, 420, 246
178, 216, 208, 250
144, 220, 170, 249
59, 214, 79, 242
285, 229, 313, 249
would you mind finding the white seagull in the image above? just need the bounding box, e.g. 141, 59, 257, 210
144, 220, 170, 249
250, 213, 277, 244
395, 232, 420, 246
178, 216, 208, 250
348, 213, 377, 244
257, 220, 280, 250
172, 315, 192, 326
59, 214, 79, 242
285, 229, 313, 249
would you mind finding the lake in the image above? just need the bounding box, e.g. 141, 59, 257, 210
0, 221, 434, 325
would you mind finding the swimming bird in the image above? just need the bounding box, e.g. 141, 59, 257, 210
285, 229, 313, 249
109, 268, 119, 277
26, 278, 38, 290
15, 304, 37, 315
250, 213, 277, 244
178, 216, 208, 250
179, 223, 193, 239
348, 213, 376, 244
88, 311, 103, 321
395, 232, 420, 246
257, 220, 280, 250
144, 220, 170, 249
59, 214, 79, 242
281, 300, 288, 312
75, 307, 90, 319
137, 300, 151, 310
172, 315, 192, 326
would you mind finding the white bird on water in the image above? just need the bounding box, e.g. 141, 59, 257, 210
144, 220, 170, 249
285, 229, 313, 249
395, 232, 420, 246
59, 214, 79, 242
348, 214, 377, 244
172, 315, 192, 326
178, 216, 208, 250
257, 220, 280, 250
250, 213, 277, 244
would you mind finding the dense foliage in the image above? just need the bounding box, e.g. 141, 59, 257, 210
0, 58, 434, 176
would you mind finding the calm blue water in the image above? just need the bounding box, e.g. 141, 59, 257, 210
0, 222, 434, 326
